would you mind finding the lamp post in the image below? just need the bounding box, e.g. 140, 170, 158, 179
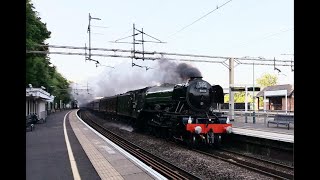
49, 86, 58, 110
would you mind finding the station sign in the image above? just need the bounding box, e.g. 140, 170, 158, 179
230, 87, 260, 92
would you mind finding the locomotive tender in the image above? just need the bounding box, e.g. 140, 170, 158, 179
85, 77, 232, 146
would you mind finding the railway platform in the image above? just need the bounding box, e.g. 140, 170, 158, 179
229, 116, 294, 143
26, 109, 165, 180
26, 110, 99, 180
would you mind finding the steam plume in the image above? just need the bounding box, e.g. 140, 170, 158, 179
78, 59, 202, 102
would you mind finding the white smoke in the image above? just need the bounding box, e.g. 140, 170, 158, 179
69, 83, 94, 107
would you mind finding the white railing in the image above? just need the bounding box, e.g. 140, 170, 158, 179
220, 109, 294, 125
220, 109, 294, 116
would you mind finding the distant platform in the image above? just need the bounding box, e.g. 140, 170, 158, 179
231, 127, 293, 143
230, 117, 294, 143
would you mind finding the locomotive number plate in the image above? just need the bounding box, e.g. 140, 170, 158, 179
199, 89, 207, 93
196, 82, 207, 88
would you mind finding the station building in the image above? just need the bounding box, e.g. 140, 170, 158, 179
26, 87, 55, 120
256, 84, 294, 112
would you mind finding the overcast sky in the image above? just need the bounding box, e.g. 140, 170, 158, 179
32, 0, 293, 95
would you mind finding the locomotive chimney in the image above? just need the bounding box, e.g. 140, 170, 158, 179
188, 76, 203, 83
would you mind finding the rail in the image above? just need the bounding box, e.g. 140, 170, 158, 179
218, 147, 294, 170
192, 148, 294, 180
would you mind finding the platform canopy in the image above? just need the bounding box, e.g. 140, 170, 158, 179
256, 84, 294, 97
230, 86, 260, 92
26, 88, 55, 102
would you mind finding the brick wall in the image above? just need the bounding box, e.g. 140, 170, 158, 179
281, 97, 294, 111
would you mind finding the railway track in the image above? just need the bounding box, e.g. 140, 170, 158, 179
81, 110, 294, 179
193, 148, 294, 180
80, 110, 201, 180
218, 147, 294, 170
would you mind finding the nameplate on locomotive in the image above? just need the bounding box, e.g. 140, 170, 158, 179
196, 82, 207, 89
199, 89, 207, 93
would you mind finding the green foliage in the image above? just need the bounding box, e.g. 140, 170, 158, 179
258, 98, 264, 108
234, 92, 245, 103
26, 0, 71, 105
224, 73, 277, 106
224, 92, 253, 103
224, 94, 229, 103
26, 0, 50, 51
256, 73, 278, 88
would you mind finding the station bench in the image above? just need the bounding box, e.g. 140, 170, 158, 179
26, 113, 44, 131
26, 115, 34, 131
267, 114, 294, 130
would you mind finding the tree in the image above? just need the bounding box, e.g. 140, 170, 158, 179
26, 0, 51, 88
26, 0, 72, 106
224, 92, 253, 103
224, 73, 278, 105
256, 73, 278, 88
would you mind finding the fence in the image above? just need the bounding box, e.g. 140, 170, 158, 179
222, 109, 294, 125
218, 103, 251, 110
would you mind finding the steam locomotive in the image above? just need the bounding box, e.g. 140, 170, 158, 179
71, 100, 78, 109
84, 77, 232, 146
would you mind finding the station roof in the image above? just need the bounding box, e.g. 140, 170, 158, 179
223, 86, 260, 94
26, 88, 55, 102
230, 86, 260, 92
256, 84, 294, 97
